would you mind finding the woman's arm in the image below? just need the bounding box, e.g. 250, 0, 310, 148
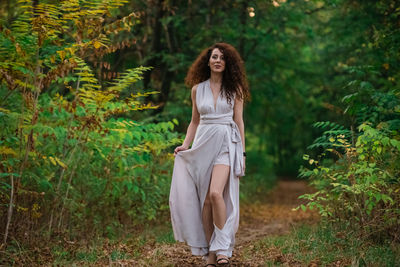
174, 85, 200, 155
233, 96, 245, 152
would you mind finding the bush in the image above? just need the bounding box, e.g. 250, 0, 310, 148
297, 121, 400, 242
0, 0, 181, 245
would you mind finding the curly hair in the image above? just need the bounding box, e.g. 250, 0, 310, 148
184, 42, 250, 104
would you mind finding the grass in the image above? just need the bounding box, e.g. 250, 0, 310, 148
244, 221, 400, 266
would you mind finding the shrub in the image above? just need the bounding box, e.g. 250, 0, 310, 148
297, 121, 400, 242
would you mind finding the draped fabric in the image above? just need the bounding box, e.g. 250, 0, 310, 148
169, 79, 245, 257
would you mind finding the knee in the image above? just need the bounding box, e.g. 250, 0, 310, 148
210, 190, 223, 204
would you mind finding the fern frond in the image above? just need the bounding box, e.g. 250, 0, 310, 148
308, 121, 352, 150
107, 66, 152, 93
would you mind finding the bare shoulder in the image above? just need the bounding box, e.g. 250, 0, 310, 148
191, 83, 201, 99
191, 84, 199, 93
234, 92, 244, 104
234, 85, 245, 103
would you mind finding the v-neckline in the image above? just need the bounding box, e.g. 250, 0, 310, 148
208, 79, 220, 112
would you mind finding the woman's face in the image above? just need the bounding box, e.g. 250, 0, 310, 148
209, 48, 225, 73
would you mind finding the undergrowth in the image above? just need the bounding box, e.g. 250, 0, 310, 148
246, 221, 400, 266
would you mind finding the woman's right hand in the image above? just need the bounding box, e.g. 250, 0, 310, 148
174, 145, 188, 156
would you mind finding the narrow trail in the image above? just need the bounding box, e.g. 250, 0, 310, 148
131, 179, 319, 266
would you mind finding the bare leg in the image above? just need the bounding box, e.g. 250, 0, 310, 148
202, 191, 214, 243
210, 164, 230, 229
209, 164, 230, 264
202, 164, 230, 265
202, 190, 216, 265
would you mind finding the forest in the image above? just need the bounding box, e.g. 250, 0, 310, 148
0, 0, 399, 265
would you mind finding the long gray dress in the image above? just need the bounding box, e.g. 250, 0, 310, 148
169, 78, 245, 258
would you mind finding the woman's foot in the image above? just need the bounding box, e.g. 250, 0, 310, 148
216, 254, 229, 265
204, 252, 217, 267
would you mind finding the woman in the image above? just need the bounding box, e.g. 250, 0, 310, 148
169, 42, 249, 266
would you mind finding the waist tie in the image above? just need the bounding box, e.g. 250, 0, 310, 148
200, 117, 245, 177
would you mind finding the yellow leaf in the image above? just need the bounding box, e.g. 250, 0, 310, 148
15, 43, 22, 54
93, 41, 102, 49
0, 107, 11, 113
57, 50, 65, 61
66, 47, 76, 55
0, 146, 17, 156
55, 157, 67, 169
49, 156, 57, 166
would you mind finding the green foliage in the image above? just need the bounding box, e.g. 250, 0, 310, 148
307, 121, 352, 150
0, 0, 180, 246
298, 120, 400, 241
295, 0, 400, 243
240, 134, 277, 202
342, 66, 400, 126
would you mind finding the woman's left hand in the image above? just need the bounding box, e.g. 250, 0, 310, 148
242, 156, 246, 176
244, 157, 246, 172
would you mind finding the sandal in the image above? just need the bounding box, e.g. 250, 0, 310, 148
216, 256, 230, 266
204, 252, 217, 267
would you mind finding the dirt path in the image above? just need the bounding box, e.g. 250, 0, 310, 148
129, 179, 319, 266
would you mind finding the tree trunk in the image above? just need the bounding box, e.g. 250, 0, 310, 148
3, 175, 14, 246
143, 0, 164, 89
